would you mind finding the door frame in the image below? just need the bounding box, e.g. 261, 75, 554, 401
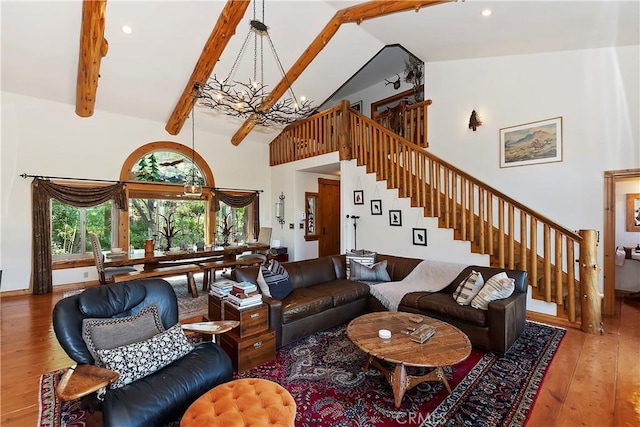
603, 168, 640, 315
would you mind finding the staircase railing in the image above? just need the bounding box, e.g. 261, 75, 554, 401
269, 104, 601, 327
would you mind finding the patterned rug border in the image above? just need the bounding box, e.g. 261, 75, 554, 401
421, 321, 566, 427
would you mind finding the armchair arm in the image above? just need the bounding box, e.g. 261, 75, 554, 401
487, 291, 527, 354
261, 295, 283, 348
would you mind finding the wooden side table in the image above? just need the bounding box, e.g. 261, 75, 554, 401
56, 364, 119, 401
181, 320, 240, 344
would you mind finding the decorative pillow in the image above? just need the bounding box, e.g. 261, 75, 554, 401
96, 324, 194, 389
350, 259, 391, 283
82, 304, 165, 365
470, 272, 515, 310
256, 267, 272, 297
452, 270, 485, 305
260, 260, 293, 300
345, 250, 376, 279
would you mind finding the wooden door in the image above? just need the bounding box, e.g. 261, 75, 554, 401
318, 178, 340, 257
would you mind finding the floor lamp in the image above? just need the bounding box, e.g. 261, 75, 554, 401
346, 215, 360, 250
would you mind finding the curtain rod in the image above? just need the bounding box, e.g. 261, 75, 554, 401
20, 173, 263, 193
213, 186, 263, 193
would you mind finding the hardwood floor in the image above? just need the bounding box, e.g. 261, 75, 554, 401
1, 289, 638, 426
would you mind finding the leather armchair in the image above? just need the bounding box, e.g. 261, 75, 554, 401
53, 279, 232, 427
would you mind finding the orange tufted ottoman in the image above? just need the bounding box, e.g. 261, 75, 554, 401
180, 378, 296, 427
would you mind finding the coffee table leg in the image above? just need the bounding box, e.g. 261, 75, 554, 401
391, 363, 408, 408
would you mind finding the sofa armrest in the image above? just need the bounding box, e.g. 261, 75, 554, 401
487, 291, 527, 354
261, 295, 283, 348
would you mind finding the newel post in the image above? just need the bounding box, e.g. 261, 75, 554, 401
579, 229, 604, 335
338, 100, 352, 161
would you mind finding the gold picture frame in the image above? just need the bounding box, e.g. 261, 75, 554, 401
626, 193, 640, 232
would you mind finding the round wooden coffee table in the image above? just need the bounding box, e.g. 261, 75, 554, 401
346, 312, 471, 408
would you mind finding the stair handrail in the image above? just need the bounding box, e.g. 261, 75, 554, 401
352, 112, 582, 241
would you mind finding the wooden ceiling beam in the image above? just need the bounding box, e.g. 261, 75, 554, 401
165, 0, 251, 135
75, 0, 108, 118
230, 0, 452, 146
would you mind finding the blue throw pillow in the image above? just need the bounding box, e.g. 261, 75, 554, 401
260, 260, 293, 300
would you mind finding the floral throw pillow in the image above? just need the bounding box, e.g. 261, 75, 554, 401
96, 324, 193, 389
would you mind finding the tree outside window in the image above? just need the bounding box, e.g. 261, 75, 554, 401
51, 199, 113, 256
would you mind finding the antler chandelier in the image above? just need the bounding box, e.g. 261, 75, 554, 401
198, 0, 314, 127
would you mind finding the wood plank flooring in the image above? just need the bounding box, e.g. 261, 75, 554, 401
1, 289, 638, 426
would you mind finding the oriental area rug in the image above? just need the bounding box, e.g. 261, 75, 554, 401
39, 321, 564, 427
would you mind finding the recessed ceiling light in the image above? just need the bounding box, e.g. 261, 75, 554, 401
481, 9, 492, 17
121, 25, 133, 35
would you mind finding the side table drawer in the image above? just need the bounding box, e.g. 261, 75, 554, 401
220, 329, 275, 373
224, 303, 268, 338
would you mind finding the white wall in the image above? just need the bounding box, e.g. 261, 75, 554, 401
1, 92, 271, 292
615, 178, 640, 292
424, 46, 639, 290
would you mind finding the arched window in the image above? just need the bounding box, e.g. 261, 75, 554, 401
119, 141, 216, 250
118, 141, 258, 250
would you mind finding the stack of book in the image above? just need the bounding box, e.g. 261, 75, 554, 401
226, 291, 262, 309
232, 281, 258, 294
209, 280, 235, 298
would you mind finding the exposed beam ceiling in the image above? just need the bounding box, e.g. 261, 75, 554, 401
164, 0, 250, 136
230, 0, 452, 146
75, 0, 108, 118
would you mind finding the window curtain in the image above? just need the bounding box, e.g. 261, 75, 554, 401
31, 178, 127, 295
213, 191, 260, 240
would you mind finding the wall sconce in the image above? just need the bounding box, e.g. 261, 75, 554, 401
275, 192, 285, 228
468, 110, 482, 131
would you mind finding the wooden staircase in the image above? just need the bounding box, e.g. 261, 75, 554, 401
269, 101, 602, 328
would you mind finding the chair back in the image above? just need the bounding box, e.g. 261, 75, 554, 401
52, 279, 179, 364
89, 232, 107, 284
257, 227, 272, 246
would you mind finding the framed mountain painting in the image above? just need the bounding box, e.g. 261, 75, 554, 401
500, 117, 562, 168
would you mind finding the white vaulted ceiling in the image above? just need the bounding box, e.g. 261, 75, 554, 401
2, 0, 638, 143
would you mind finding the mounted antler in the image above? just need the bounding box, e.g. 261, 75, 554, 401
384, 74, 401, 90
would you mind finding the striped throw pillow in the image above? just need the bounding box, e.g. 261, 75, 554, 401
470, 272, 515, 310
452, 270, 485, 305
260, 260, 293, 300
346, 250, 376, 279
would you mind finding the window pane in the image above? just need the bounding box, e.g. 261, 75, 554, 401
51, 200, 112, 255
129, 198, 206, 250
215, 203, 247, 245
130, 151, 203, 184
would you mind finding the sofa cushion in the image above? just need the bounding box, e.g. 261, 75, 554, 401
350, 260, 391, 283
311, 279, 370, 307
404, 292, 488, 327
97, 324, 194, 389
346, 250, 376, 279
452, 270, 485, 305
260, 260, 292, 299
471, 272, 515, 310
82, 304, 165, 365
281, 288, 334, 324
